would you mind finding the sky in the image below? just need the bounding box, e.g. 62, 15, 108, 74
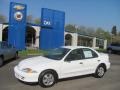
0, 0, 120, 31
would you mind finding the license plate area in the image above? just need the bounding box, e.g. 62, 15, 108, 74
15, 73, 24, 80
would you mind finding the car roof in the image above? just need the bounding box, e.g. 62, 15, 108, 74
62, 46, 90, 50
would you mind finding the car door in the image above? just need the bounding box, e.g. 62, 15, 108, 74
116, 43, 120, 51
60, 48, 85, 78
111, 43, 120, 51
1, 42, 16, 60
81, 48, 100, 74
7, 43, 16, 58
1, 42, 11, 60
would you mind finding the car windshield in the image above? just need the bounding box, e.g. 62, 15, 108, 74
43, 48, 70, 60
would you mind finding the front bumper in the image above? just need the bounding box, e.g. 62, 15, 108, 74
106, 62, 111, 70
14, 66, 39, 83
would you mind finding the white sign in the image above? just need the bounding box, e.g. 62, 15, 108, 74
14, 12, 23, 21
83, 51, 93, 58
43, 20, 51, 26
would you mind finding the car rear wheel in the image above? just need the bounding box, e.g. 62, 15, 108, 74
38, 70, 57, 88
94, 65, 106, 78
0, 57, 3, 67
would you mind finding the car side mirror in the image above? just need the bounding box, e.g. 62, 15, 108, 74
64, 57, 72, 62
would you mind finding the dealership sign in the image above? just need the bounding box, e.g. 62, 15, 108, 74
14, 12, 23, 21
13, 5, 25, 21
8, 2, 27, 50
13, 5, 25, 10
43, 20, 51, 26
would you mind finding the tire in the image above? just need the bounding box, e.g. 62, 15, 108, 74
0, 57, 3, 67
14, 52, 18, 59
94, 65, 106, 78
107, 49, 112, 54
38, 70, 57, 88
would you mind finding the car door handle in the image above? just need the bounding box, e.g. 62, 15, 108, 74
79, 62, 83, 64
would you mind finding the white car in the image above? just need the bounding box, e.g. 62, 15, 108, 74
14, 46, 110, 87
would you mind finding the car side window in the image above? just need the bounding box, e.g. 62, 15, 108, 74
65, 49, 84, 61
82, 48, 98, 59
116, 43, 120, 47
111, 43, 120, 47
1, 42, 8, 49
1, 42, 13, 49
7, 44, 12, 48
118, 44, 120, 47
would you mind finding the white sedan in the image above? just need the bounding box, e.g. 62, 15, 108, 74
14, 46, 110, 87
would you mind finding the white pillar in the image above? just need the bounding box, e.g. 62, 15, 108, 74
72, 33, 78, 46
104, 39, 107, 49
34, 26, 40, 48
0, 24, 2, 41
92, 37, 96, 49
64, 32, 67, 46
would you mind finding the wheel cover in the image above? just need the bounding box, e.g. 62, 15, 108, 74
42, 73, 54, 86
97, 67, 105, 77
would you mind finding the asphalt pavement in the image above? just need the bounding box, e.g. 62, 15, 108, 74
0, 54, 120, 90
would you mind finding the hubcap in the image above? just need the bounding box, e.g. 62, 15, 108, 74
98, 67, 104, 77
42, 73, 54, 86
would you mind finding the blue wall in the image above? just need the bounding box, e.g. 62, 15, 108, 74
8, 2, 27, 50
40, 8, 65, 50
8, 3, 65, 50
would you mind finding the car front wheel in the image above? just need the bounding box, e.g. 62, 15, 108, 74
94, 65, 106, 78
38, 71, 57, 88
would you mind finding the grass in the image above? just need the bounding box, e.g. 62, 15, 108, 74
96, 48, 107, 53
18, 49, 47, 57
18, 48, 107, 57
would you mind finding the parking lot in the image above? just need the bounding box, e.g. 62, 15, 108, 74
0, 54, 120, 90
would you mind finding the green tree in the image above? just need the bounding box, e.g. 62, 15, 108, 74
77, 26, 87, 34
65, 24, 76, 33
65, 24, 112, 44
85, 27, 95, 36
27, 15, 33, 23
118, 31, 120, 36
95, 28, 105, 37
34, 18, 40, 24
103, 31, 111, 44
0, 14, 6, 23
95, 28, 111, 44
111, 26, 117, 35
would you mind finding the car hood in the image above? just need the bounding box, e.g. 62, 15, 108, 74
18, 56, 57, 70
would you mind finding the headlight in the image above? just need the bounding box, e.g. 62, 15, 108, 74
22, 68, 37, 73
